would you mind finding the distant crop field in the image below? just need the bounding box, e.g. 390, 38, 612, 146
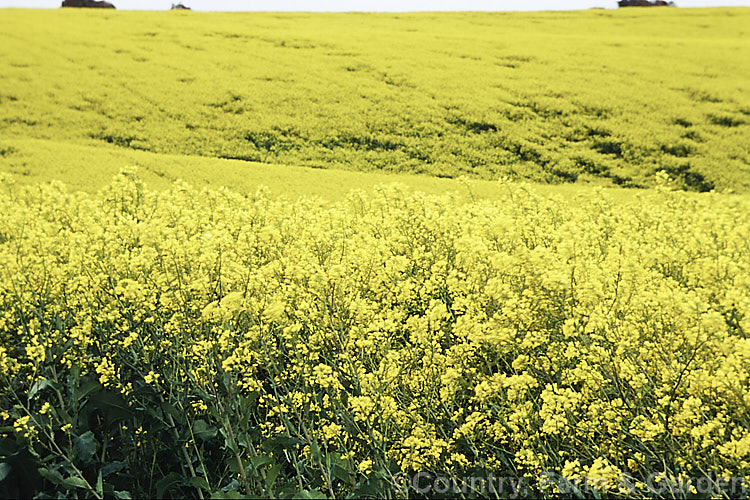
0, 8, 749, 192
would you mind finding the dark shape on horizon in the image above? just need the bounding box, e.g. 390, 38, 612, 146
618, 0, 676, 6
61, 0, 116, 8
171, 3, 191, 9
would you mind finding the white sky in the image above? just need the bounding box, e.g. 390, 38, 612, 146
1, 0, 749, 11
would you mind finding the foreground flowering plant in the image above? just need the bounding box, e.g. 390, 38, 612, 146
0, 169, 748, 498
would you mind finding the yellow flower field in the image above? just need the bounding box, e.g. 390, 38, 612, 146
1, 5, 750, 499
1, 169, 748, 498
1, 8, 750, 192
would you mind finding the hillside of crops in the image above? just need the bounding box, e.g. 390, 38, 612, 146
0, 136, 640, 202
1, 8, 750, 192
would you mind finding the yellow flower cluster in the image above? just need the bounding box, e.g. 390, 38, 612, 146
13, 415, 37, 441
1, 171, 749, 494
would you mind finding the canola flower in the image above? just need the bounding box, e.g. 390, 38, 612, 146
0, 169, 749, 498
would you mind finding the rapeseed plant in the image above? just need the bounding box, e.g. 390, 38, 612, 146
0, 170, 748, 497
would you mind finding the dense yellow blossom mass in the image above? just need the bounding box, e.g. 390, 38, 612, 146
0, 169, 748, 497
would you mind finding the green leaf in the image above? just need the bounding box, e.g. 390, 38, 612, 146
210, 491, 244, 500
28, 378, 52, 400
113, 490, 133, 499
220, 478, 241, 493
217, 426, 238, 454
96, 469, 103, 497
266, 463, 282, 492
227, 457, 249, 474
160, 400, 184, 425
326, 452, 348, 471
236, 433, 252, 451
74, 431, 98, 464
189, 476, 211, 491
84, 390, 135, 426
309, 440, 322, 462
250, 455, 273, 470
209, 405, 221, 422
261, 435, 304, 454
76, 378, 102, 402
349, 477, 384, 499
193, 419, 218, 441
61, 476, 89, 490
0, 463, 11, 482
102, 460, 127, 477
332, 464, 353, 484
38, 467, 64, 485
0, 438, 20, 456
156, 472, 184, 499
240, 392, 260, 411
298, 490, 327, 499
